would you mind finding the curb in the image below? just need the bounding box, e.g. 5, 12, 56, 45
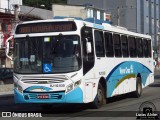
0, 91, 14, 97
0, 84, 14, 97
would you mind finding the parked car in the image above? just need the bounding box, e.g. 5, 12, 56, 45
0, 68, 13, 85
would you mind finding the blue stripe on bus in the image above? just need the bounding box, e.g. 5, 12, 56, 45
106, 61, 152, 97
93, 24, 104, 30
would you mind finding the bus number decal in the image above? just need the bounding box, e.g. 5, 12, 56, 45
50, 84, 65, 87
99, 71, 106, 75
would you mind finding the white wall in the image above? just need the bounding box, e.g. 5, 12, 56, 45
0, 0, 22, 12
52, 5, 87, 19
9, 0, 22, 10
0, 0, 8, 12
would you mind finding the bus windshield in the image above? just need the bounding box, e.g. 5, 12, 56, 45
14, 35, 81, 74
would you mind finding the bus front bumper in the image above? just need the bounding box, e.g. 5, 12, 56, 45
14, 87, 83, 103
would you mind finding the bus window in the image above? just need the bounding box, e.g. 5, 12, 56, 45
94, 30, 105, 57
143, 39, 148, 57
136, 38, 143, 57
113, 33, 121, 57
105, 32, 114, 57
121, 35, 129, 57
147, 39, 152, 58
128, 36, 137, 57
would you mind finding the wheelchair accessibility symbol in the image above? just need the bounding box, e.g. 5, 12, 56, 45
43, 64, 52, 73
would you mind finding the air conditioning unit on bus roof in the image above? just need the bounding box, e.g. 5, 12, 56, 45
102, 23, 112, 27
114, 25, 128, 30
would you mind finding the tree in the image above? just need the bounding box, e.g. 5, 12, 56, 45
23, 0, 67, 10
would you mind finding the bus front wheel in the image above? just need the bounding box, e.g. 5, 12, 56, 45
90, 83, 106, 109
132, 77, 142, 98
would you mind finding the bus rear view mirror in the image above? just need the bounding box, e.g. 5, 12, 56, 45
6, 41, 9, 55
5, 35, 13, 60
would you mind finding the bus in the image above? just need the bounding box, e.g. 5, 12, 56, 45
7, 18, 154, 108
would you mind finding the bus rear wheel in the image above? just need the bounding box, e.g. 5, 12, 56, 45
90, 83, 106, 109
132, 77, 142, 98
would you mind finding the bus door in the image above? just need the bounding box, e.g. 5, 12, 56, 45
81, 26, 95, 101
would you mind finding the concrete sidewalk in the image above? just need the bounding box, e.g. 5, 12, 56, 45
0, 84, 14, 97
0, 91, 13, 97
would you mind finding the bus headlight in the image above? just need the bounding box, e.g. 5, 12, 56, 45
66, 84, 73, 93
74, 80, 81, 88
14, 83, 23, 93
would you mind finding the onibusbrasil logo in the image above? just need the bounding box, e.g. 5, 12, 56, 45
136, 101, 159, 119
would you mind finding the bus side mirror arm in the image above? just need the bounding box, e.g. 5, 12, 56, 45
5, 36, 13, 60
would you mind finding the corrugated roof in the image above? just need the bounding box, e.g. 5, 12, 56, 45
19, 5, 53, 20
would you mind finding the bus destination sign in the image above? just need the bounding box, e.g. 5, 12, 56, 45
15, 22, 77, 34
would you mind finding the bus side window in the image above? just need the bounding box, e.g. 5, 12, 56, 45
81, 27, 95, 75
94, 30, 105, 57
128, 36, 137, 57
147, 39, 152, 58
143, 39, 148, 58
136, 38, 143, 58
105, 32, 114, 57
121, 35, 129, 57
113, 33, 121, 57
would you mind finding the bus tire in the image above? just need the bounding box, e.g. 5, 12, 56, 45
90, 83, 106, 109
132, 77, 142, 98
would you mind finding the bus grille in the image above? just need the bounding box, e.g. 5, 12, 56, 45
21, 75, 68, 84
27, 93, 64, 100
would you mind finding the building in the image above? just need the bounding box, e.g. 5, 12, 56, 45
52, 4, 107, 22
68, 0, 160, 51
0, 0, 22, 68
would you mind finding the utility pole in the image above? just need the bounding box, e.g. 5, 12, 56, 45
14, 4, 19, 24
8, 0, 9, 11
12, 4, 19, 32
117, 7, 120, 26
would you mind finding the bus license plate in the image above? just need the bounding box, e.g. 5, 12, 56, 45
37, 94, 49, 99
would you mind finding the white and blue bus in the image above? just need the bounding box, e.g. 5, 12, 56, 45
8, 18, 154, 108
